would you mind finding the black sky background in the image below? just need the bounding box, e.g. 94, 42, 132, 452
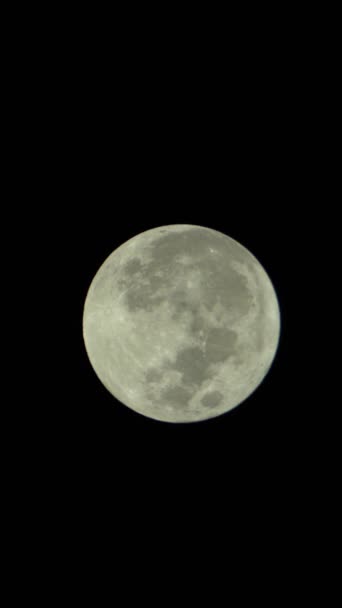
17, 17, 329, 584
55, 90, 298, 507
44, 49, 305, 487
49, 152, 307, 575
56, 56, 297, 465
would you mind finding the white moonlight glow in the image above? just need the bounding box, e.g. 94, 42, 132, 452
83, 225, 281, 423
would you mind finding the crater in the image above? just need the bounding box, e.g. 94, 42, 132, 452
201, 390, 223, 408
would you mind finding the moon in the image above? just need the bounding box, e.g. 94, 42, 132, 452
83, 225, 281, 423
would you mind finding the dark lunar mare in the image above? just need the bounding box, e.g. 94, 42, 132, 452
119, 228, 255, 410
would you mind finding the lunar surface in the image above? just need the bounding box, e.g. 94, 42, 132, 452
83, 225, 281, 423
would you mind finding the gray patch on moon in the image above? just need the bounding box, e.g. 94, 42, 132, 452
171, 295, 199, 320
171, 346, 207, 386
146, 368, 163, 383
204, 327, 238, 363
125, 286, 164, 313
123, 257, 144, 276
161, 385, 192, 407
189, 313, 206, 334
201, 390, 223, 408
202, 261, 252, 313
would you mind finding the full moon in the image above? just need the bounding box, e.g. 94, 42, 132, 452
83, 225, 280, 423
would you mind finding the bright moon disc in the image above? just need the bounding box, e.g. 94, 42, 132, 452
83, 225, 281, 423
